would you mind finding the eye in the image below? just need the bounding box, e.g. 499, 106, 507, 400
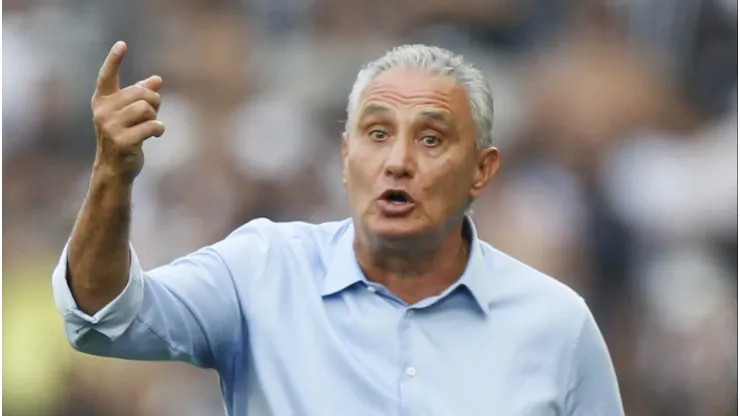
420, 135, 441, 147
369, 130, 388, 141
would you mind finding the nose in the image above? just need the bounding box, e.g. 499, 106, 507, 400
384, 136, 415, 179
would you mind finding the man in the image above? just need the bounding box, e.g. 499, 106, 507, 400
53, 41, 624, 415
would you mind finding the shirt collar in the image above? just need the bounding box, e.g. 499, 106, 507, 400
321, 219, 367, 296
322, 217, 494, 317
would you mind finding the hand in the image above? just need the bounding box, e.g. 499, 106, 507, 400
91, 41, 166, 182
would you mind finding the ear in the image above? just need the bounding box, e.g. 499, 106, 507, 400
341, 133, 349, 185
470, 147, 500, 199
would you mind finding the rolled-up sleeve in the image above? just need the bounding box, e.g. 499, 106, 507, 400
52, 242, 145, 343
52, 238, 244, 370
564, 306, 625, 416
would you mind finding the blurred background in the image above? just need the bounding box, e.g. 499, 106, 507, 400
2, 0, 738, 414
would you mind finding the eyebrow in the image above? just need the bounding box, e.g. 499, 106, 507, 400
358, 104, 393, 120
419, 110, 455, 128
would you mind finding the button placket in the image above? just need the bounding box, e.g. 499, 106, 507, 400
398, 308, 418, 416
400, 308, 418, 378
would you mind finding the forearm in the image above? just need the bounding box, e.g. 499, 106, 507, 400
67, 164, 134, 315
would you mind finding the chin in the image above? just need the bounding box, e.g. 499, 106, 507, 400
365, 215, 430, 241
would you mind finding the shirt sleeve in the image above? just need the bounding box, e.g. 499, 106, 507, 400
52, 239, 244, 370
563, 305, 625, 416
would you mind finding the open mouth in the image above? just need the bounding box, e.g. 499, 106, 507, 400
379, 189, 415, 205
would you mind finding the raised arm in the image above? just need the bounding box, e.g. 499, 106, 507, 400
54, 41, 244, 370
67, 40, 164, 315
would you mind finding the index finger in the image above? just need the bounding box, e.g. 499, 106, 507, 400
95, 41, 127, 97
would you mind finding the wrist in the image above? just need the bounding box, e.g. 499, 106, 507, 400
89, 163, 134, 207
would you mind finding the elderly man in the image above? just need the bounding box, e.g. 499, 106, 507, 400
53, 41, 624, 415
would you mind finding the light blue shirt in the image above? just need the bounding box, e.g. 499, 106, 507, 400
53, 217, 624, 415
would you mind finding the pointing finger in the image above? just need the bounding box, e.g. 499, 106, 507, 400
95, 41, 127, 97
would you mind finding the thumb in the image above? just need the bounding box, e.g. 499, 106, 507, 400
136, 75, 163, 92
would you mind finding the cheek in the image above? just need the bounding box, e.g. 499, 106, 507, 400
421, 165, 471, 207
345, 155, 378, 197
347, 145, 385, 179
346, 157, 368, 182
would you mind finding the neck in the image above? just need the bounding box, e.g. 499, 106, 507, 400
354, 218, 472, 304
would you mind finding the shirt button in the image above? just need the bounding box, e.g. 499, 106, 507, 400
367, 286, 377, 293
405, 367, 417, 377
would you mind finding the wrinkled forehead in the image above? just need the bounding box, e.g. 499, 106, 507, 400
356, 68, 475, 131
357, 103, 457, 129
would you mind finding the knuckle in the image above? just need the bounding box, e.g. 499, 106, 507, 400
150, 92, 162, 106
137, 86, 153, 98
133, 100, 149, 115
92, 107, 108, 123
102, 119, 120, 136
150, 99, 161, 111
121, 85, 140, 100
137, 85, 157, 99
130, 85, 144, 97
129, 86, 160, 107
115, 132, 134, 147
140, 101, 156, 119
144, 95, 161, 110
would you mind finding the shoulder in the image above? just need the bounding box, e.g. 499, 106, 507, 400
211, 217, 351, 265
225, 217, 350, 246
481, 242, 590, 335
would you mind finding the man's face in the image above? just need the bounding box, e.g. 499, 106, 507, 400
342, 68, 499, 242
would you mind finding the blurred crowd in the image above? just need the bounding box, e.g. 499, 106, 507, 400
3, 0, 738, 415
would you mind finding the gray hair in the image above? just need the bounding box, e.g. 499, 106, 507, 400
345, 44, 494, 148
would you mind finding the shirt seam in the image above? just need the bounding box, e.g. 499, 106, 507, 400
212, 247, 244, 374
134, 314, 194, 359
562, 301, 589, 410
